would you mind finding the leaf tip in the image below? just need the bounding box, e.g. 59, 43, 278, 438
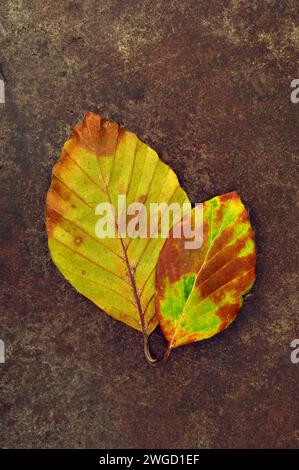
72, 111, 120, 157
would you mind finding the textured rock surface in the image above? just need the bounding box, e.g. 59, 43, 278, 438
0, 0, 298, 448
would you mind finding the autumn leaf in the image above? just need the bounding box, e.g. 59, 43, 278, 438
46, 112, 189, 363
156, 192, 256, 361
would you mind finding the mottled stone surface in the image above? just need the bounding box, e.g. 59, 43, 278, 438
0, 0, 298, 449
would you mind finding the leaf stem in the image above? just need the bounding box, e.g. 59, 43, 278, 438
119, 238, 157, 364
162, 343, 172, 363
143, 334, 158, 365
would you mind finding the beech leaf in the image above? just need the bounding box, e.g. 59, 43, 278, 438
156, 192, 256, 360
46, 112, 189, 363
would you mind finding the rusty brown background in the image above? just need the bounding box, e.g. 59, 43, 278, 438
0, 0, 298, 449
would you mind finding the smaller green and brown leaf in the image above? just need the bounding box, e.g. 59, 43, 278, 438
156, 192, 256, 357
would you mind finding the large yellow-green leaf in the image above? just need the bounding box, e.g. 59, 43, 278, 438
156, 192, 256, 360
46, 112, 189, 361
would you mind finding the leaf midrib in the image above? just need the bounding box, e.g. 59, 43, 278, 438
93, 134, 151, 333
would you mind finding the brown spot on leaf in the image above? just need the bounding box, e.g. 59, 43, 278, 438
216, 302, 240, 332
219, 191, 239, 203
75, 236, 83, 245
237, 208, 249, 224
46, 207, 63, 238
